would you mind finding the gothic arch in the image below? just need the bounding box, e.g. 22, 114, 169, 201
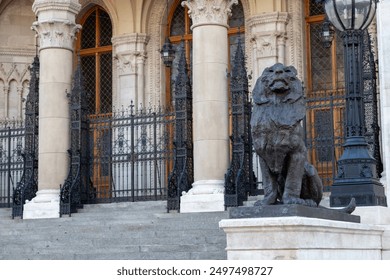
78, 0, 119, 35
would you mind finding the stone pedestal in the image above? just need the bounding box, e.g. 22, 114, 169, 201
23, 0, 81, 219
219, 216, 384, 260
180, 0, 237, 213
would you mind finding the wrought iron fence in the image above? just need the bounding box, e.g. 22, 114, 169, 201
86, 106, 175, 204
304, 90, 345, 191
0, 121, 25, 208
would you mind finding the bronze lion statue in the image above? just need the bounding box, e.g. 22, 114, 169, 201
251, 63, 323, 207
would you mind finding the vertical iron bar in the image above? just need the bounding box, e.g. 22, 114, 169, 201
130, 106, 135, 202
153, 112, 158, 200
7, 127, 11, 207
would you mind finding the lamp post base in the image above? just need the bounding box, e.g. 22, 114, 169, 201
330, 181, 387, 207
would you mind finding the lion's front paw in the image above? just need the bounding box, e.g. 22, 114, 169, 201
283, 196, 317, 207
282, 196, 305, 205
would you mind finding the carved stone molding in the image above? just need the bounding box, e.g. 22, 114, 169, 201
286, 0, 304, 80
32, 0, 81, 15
32, 0, 81, 51
247, 12, 289, 75
31, 20, 82, 51
0, 62, 30, 84
247, 12, 289, 27
182, 0, 239, 29
112, 34, 150, 76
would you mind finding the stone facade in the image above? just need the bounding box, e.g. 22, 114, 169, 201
0, 0, 389, 220
0, 0, 35, 121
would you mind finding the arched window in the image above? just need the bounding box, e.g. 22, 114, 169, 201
306, 1, 344, 93
166, 0, 245, 104
77, 6, 112, 115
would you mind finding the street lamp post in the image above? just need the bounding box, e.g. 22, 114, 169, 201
322, 0, 387, 207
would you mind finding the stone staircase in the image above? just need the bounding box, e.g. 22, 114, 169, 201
0, 201, 228, 260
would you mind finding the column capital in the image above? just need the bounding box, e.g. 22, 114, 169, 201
112, 33, 149, 75
182, 0, 238, 29
32, 0, 82, 51
248, 12, 289, 71
32, 0, 81, 15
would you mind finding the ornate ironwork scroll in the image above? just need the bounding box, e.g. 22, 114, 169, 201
362, 29, 383, 178
12, 56, 39, 218
224, 38, 256, 208
167, 43, 194, 212
60, 60, 94, 216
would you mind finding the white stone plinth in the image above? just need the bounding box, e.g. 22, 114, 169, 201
180, 180, 225, 213
353, 206, 390, 225
23, 189, 60, 219
219, 217, 384, 260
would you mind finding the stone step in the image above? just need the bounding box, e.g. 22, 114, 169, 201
0, 201, 228, 260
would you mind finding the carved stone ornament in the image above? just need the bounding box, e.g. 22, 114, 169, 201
32, 0, 82, 51
112, 34, 150, 75
32, 0, 81, 15
182, 0, 239, 29
31, 20, 82, 51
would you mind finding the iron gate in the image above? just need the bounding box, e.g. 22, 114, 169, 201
0, 122, 25, 208
88, 107, 175, 203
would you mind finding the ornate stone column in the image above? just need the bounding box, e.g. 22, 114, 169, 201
112, 33, 149, 109
23, 0, 81, 219
3, 85, 9, 118
180, 0, 237, 213
17, 86, 23, 119
248, 12, 289, 79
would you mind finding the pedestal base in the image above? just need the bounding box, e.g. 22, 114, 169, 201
23, 189, 60, 219
219, 216, 384, 260
180, 180, 225, 213
330, 182, 387, 207
229, 204, 360, 223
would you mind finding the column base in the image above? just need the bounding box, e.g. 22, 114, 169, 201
23, 189, 60, 219
219, 216, 384, 260
180, 180, 225, 213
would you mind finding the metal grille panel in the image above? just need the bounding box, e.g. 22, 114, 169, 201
0, 122, 25, 208
229, 1, 245, 28
88, 107, 175, 203
309, 0, 325, 16
310, 23, 333, 91
81, 56, 96, 115
99, 53, 112, 114
170, 4, 185, 36
99, 10, 112, 47
81, 12, 96, 49
305, 91, 345, 191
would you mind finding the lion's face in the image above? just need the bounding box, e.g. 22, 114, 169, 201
261, 63, 298, 94
252, 63, 302, 106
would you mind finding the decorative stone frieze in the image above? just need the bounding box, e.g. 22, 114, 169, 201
182, 0, 238, 29
32, 0, 81, 15
31, 20, 81, 51
31, 0, 81, 51
112, 33, 149, 108
112, 34, 149, 76
247, 12, 289, 78
286, 0, 304, 80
